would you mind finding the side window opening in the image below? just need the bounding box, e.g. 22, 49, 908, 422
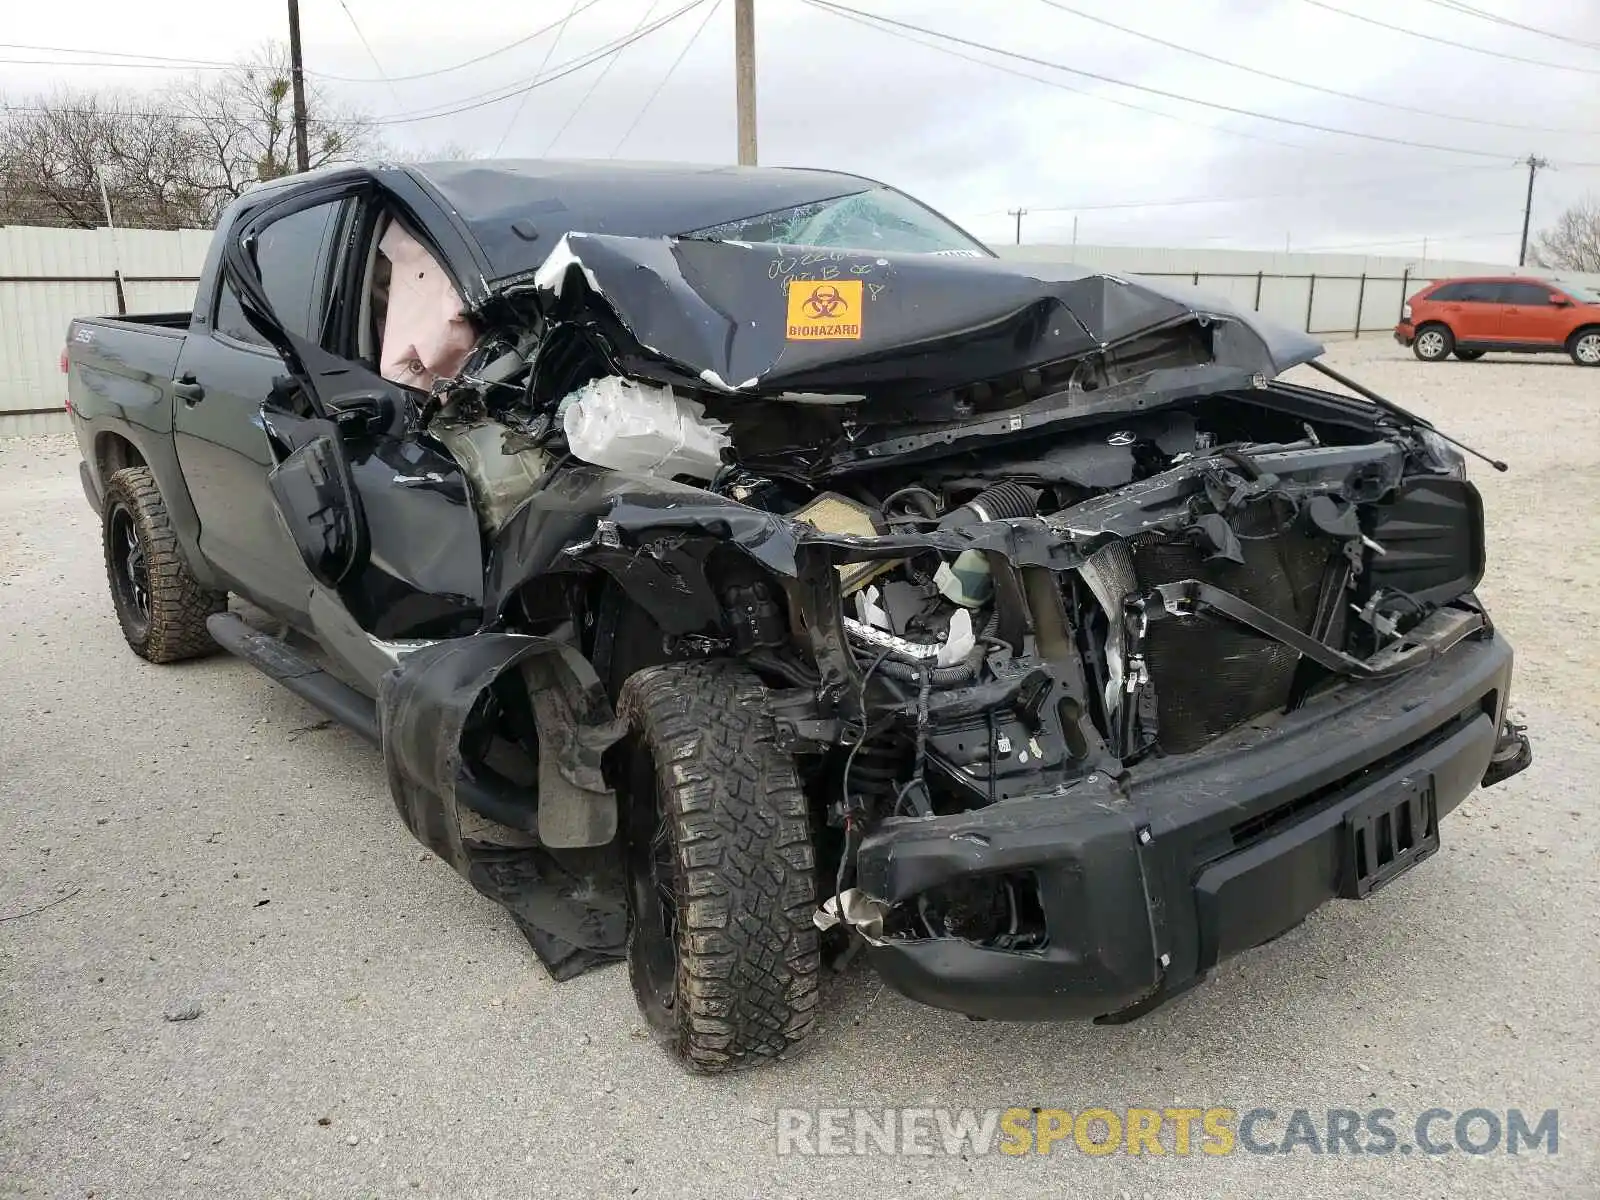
214, 198, 346, 348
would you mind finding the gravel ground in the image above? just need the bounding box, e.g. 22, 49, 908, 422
1, 339, 1596, 1199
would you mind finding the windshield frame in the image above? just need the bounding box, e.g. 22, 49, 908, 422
679, 185, 995, 258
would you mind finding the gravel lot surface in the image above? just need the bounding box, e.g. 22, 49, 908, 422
2, 339, 1596, 1198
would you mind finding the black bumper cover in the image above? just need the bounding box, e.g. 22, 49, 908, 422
857, 631, 1517, 1021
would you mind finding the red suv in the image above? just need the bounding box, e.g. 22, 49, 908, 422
1395, 277, 1600, 366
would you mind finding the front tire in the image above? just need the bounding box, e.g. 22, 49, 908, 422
1569, 328, 1600, 367
1413, 324, 1453, 362
616, 660, 820, 1073
101, 466, 226, 662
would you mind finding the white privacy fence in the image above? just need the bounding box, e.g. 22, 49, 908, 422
0, 226, 209, 434
5, 225, 1597, 435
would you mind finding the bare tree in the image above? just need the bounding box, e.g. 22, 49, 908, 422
0, 92, 212, 228
0, 42, 379, 229
165, 40, 379, 217
1533, 196, 1600, 274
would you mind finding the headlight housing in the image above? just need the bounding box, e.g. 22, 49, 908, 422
1419, 428, 1467, 479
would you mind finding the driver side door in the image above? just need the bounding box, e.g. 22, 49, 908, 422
221, 180, 487, 647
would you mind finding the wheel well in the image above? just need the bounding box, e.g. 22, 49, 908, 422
1416, 320, 1451, 332
1567, 324, 1600, 347
95, 433, 146, 485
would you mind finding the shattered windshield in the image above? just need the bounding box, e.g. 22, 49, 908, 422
682, 187, 993, 257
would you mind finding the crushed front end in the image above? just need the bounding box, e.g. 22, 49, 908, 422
406, 233, 1531, 1018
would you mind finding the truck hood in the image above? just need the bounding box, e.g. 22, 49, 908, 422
514, 232, 1323, 401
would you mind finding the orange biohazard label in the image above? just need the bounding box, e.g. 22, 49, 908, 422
785, 279, 864, 340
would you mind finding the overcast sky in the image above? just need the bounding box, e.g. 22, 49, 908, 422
5, 0, 1600, 261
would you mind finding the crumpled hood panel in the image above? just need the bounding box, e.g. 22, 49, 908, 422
522, 233, 1324, 399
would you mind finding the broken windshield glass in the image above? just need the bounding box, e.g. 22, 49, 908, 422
683, 186, 992, 256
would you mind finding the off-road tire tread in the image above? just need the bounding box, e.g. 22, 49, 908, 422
618, 660, 820, 1073
103, 466, 225, 662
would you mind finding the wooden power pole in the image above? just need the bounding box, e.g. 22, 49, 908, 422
735, 0, 757, 165
287, 0, 311, 173
1518, 154, 1549, 268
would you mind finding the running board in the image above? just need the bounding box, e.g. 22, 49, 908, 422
203, 612, 539, 834
206, 612, 379, 744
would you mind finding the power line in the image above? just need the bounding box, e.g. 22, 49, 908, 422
543, 0, 662, 154
494, 0, 583, 154
1412, 0, 1600, 53
375, 0, 706, 126
331, 0, 402, 109
0, 56, 239, 72
1035, 0, 1599, 136
802, 1, 1538, 160
1300, 0, 1600, 76
1018, 164, 1513, 213
610, 0, 723, 155
0, 6, 610, 85
0, 42, 237, 67
800, 0, 1335, 157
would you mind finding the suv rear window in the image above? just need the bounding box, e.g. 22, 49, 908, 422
1429, 281, 1501, 303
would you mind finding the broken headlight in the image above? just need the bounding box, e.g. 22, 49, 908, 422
1418, 428, 1467, 479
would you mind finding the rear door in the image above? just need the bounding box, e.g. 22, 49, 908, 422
1440, 281, 1502, 342
173, 198, 349, 622
1495, 281, 1569, 346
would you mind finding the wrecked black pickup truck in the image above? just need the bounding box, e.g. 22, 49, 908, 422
67, 160, 1532, 1072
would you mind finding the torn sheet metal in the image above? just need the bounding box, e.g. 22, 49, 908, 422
516, 233, 1323, 402
379, 632, 627, 979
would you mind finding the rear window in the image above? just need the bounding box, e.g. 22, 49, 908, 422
1429, 281, 1501, 303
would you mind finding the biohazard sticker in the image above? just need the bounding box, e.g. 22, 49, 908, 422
786, 280, 863, 340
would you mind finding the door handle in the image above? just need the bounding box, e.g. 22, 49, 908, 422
173, 376, 206, 405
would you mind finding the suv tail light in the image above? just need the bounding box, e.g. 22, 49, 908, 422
1402, 303, 1412, 320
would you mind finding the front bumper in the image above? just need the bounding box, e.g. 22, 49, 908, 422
856, 630, 1518, 1021
1394, 322, 1416, 345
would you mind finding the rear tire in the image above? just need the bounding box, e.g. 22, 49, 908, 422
1568, 327, 1600, 367
101, 466, 226, 663
1453, 349, 1485, 362
616, 660, 820, 1073
1413, 324, 1453, 362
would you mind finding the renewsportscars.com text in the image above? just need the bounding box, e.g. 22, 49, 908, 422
774, 1106, 1559, 1158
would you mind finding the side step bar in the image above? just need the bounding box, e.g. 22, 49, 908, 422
204, 612, 539, 833
206, 612, 379, 744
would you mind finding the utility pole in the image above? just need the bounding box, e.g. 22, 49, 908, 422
734, 0, 757, 165
1007, 208, 1027, 245
1518, 154, 1549, 267
287, 0, 311, 173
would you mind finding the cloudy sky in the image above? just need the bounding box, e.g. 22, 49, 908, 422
5, 0, 1600, 260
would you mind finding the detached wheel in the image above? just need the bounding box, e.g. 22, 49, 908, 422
102, 466, 226, 662
1413, 324, 1453, 362
616, 660, 820, 1073
1569, 328, 1600, 367
1453, 349, 1485, 362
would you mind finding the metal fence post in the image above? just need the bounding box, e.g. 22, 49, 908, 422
1354, 272, 1366, 338
1398, 268, 1409, 319
1192, 270, 1200, 286
1254, 271, 1263, 311
1305, 273, 1317, 333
